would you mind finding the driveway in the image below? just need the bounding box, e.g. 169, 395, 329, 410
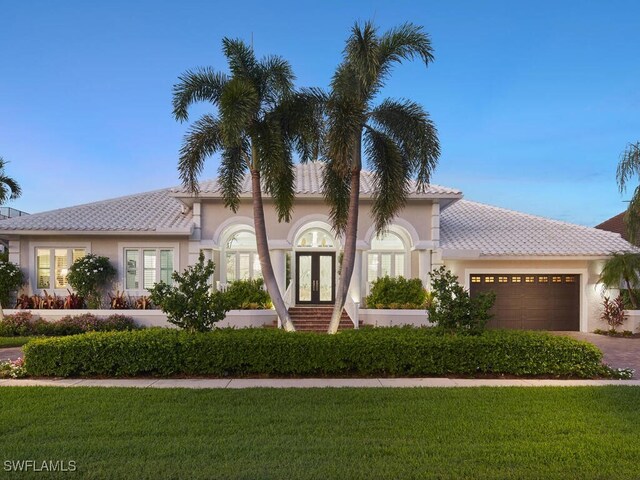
0, 348, 22, 362
560, 332, 640, 377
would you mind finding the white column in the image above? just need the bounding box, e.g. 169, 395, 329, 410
349, 249, 364, 303
418, 249, 431, 289
190, 202, 202, 241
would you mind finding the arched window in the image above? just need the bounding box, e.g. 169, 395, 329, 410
367, 231, 407, 284
224, 230, 262, 282
296, 228, 335, 248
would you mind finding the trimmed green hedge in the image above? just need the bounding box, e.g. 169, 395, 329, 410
23, 328, 608, 378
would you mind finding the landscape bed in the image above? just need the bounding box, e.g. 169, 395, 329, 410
0, 386, 639, 479
23, 327, 612, 378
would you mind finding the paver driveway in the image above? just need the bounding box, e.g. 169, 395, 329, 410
0, 347, 22, 362
560, 332, 640, 377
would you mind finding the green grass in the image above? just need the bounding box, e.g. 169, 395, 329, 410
0, 336, 30, 348
1, 387, 639, 479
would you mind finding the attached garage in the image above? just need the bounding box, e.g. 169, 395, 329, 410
469, 274, 580, 331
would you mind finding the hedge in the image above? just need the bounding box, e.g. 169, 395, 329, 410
22, 328, 609, 378
0, 312, 138, 337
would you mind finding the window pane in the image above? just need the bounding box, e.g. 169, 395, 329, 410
252, 254, 262, 279
125, 249, 138, 289
239, 253, 250, 280
368, 253, 379, 284
159, 250, 173, 284
143, 250, 157, 289
36, 248, 51, 289
226, 253, 236, 282
227, 231, 257, 249
319, 255, 333, 301
297, 228, 334, 248
394, 253, 405, 278
371, 232, 404, 250
380, 254, 392, 277
54, 249, 69, 288
72, 248, 86, 263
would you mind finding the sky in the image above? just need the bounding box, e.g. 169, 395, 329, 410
1, 0, 639, 226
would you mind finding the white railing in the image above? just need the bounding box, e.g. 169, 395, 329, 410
279, 282, 294, 329
345, 297, 360, 329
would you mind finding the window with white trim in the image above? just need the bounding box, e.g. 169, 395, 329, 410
224, 230, 262, 282
36, 247, 86, 289
124, 248, 174, 290
367, 232, 407, 284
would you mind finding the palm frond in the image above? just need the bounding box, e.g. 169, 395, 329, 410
218, 140, 250, 212
258, 55, 295, 108
322, 162, 351, 235
344, 21, 380, 99
177, 114, 222, 194
625, 185, 640, 245
364, 126, 411, 232
172, 68, 228, 122
599, 251, 640, 288
222, 38, 257, 80
218, 77, 259, 148
616, 141, 640, 193
0, 157, 22, 203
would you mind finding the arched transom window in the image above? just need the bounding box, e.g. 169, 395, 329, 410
367, 231, 407, 284
297, 228, 335, 248
224, 230, 262, 282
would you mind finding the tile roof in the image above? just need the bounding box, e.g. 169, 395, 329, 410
440, 200, 635, 257
0, 188, 193, 234
595, 211, 628, 240
170, 162, 462, 197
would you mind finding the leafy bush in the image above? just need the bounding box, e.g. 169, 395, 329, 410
601, 295, 627, 331
148, 253, 228, 332
365, 276, 429, 309
427, 267, 495, 335
0, 312, 137, 337
0, 358, 26, 379
0, 260, 25, 307
619, 289, 640, 309
223, 279, 272, 309
67, 254, 116, 308
23, 327, 611, 379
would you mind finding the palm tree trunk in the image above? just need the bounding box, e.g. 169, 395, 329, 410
0, 301, 4, 321
623, 276, 639, 309
328, 141, 362, 334
250, 169, 295, 332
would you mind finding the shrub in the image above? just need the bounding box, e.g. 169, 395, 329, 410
66, 254, 116, 308
427, 266, 495, 335
365, 276, 429, 309
148, 253, 228, 332
23, 327, 610, 379
223, 279, 272, 309
601, 295, 627, 331
0, 260, 25, 308
0, 312, 137, 337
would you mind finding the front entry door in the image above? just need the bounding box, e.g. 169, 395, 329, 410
296, 252, 335, 304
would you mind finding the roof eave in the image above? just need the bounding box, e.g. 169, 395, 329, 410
0, 227, 193, 237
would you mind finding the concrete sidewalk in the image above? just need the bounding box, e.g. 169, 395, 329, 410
0, 378, 639, 388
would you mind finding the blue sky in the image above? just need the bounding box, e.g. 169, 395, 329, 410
1, 0, 639, 226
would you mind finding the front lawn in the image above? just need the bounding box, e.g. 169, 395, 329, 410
0, 387, 638, 479
0, 336, 30, 348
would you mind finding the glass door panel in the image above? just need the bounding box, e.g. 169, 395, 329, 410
297, 254, 312, 302
319, 255, 333, 302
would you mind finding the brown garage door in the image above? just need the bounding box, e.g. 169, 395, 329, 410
469, 274, 580, 331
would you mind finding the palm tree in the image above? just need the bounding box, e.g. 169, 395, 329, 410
598, 251, 640, 308
0, 157, 21, 205
323, 22, 440, 333
172, 38, 322, 332
616, 142, 640, 244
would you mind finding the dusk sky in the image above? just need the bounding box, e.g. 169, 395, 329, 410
2, 0, 639, 226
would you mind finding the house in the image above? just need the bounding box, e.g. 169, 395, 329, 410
0, 163, 633, 332
596, 211, 629, 241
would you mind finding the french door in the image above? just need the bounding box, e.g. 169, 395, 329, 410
295, 252, 335, 305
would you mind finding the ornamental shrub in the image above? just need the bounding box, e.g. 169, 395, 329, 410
427, 266, 495, 335
365, 276, 429, 309
0, 260, 25, 308
223, 279, 272, 309
23, 327, 610, 379
148, 253, 228, 332
601, 295, 627, 331
0, 312, 137, 337
66, 254, 116, 308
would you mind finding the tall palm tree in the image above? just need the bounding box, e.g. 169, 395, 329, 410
323, 22, 440, 333
617, 142, 640, 244
0, 157, 21, 205
172, 38, 322, 332
598, 251, 640, 308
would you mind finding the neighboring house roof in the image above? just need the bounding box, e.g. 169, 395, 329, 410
0, 188, 193, 235
595, 211, 628, 240
440, 200, 635, 257
170, 162, 463, 198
